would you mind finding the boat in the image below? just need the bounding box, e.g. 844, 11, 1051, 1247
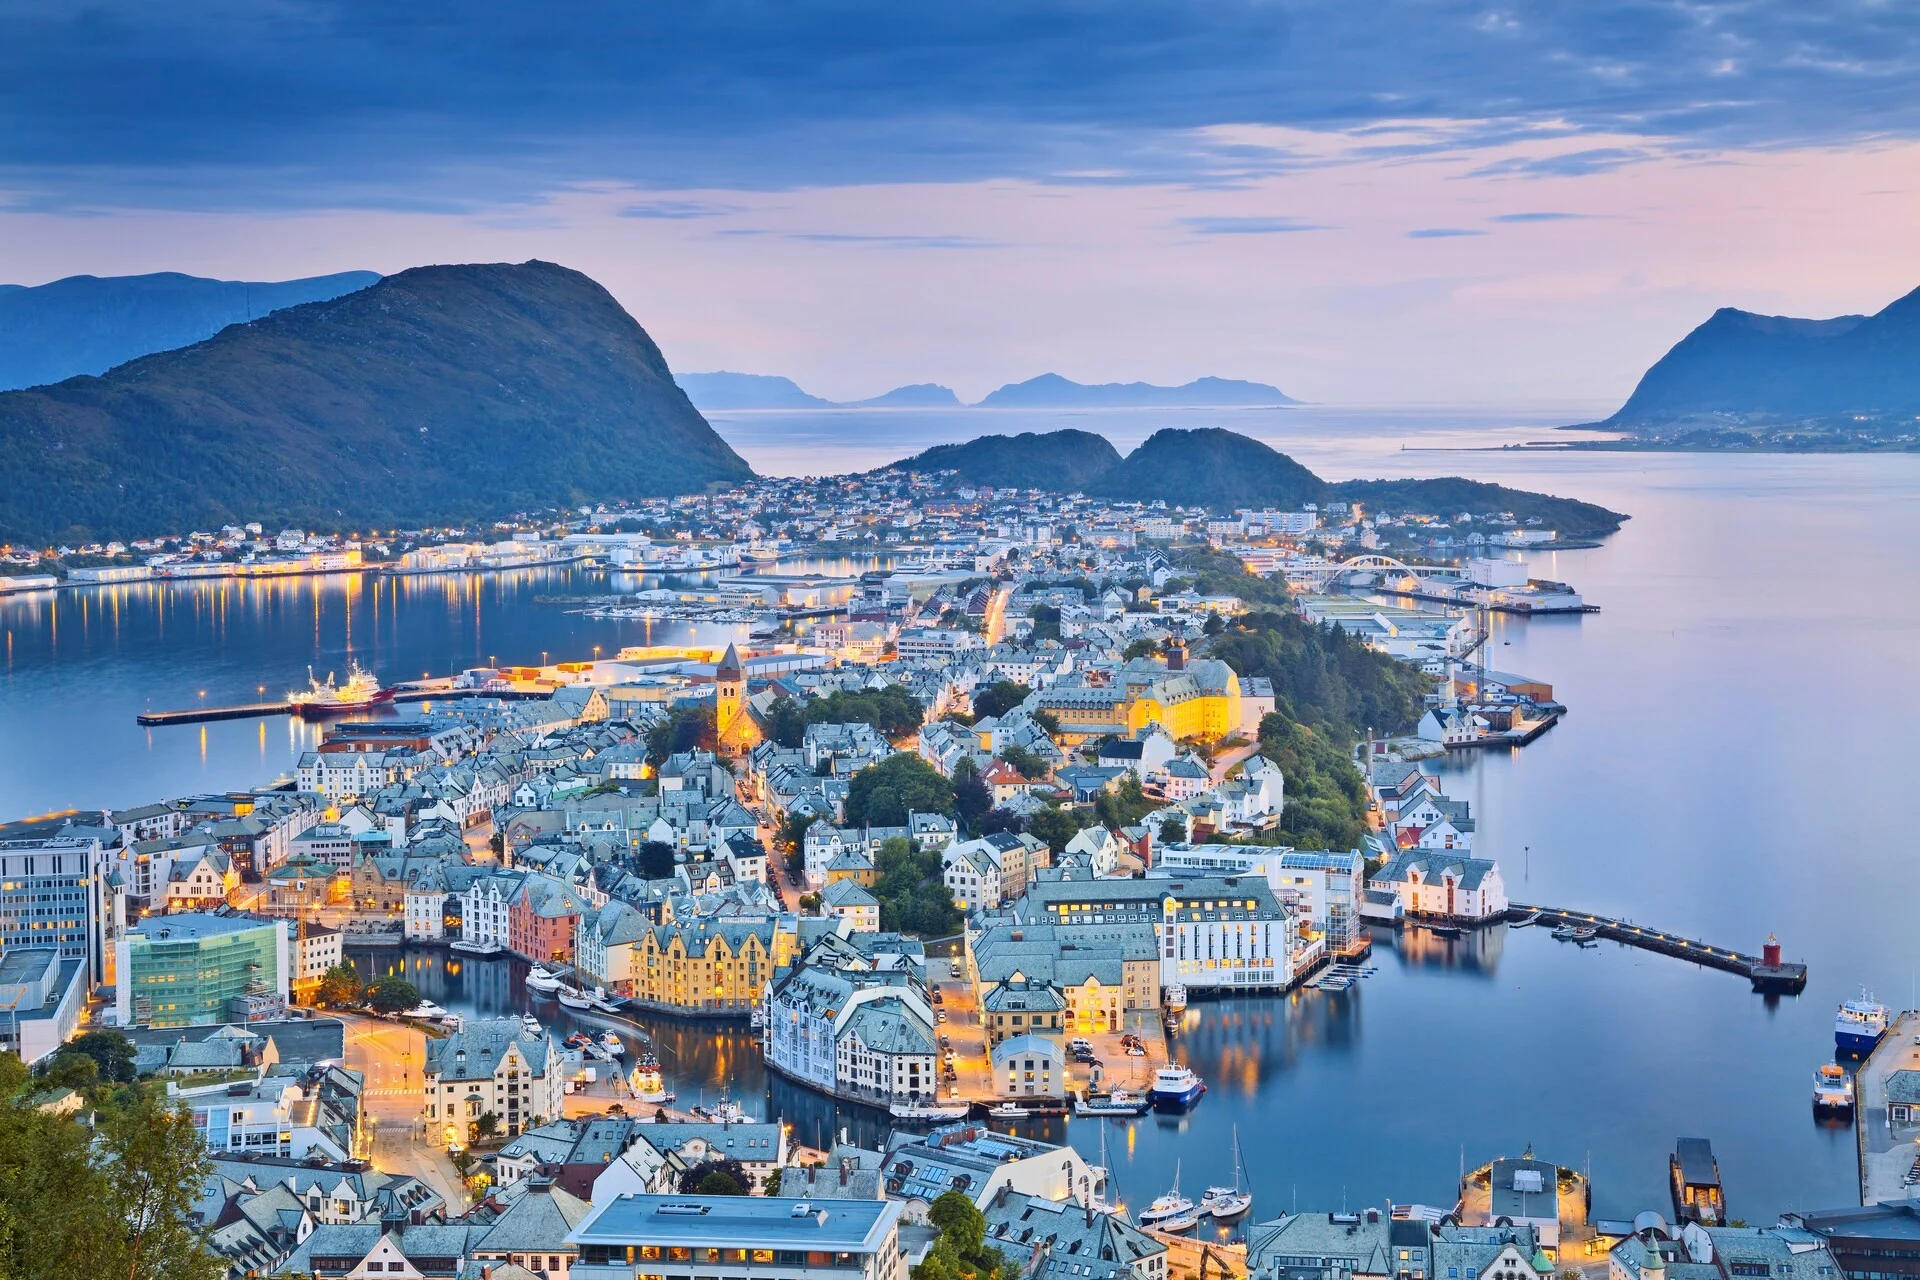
1200, 1128, 1254, 1221
632, 1054, 669, 1103
1075, 1088, 1151, 1117
1163, 984, 1188, 1014
286, 660, 395, 718
890, 1101, 972, 1123
565, 1032, 593, 1049
599, 1030, 625, 1057
584, 1042, 612, 1062
986, 1102, 1031, 1119
1148, 1065, 1206, 1109
1813, 1064, 1856, 1115
521, 1013, 543, 1037
450, 938, 503, 957
404, 1000, 449, 1021
1836, 991, 1891, 1056
524, 965, 563, 993
1138, 1161, 1200, 1233
587, 987, 624, 1014
555, 985, 594, 1010
750, 1008, 767, 1030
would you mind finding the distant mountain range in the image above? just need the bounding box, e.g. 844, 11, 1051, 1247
891, 427, 1626, 538
677, 370, 1291, 411
0, 270, 381, 392
0, 261, 752, 544
1598, 285, 1920, 443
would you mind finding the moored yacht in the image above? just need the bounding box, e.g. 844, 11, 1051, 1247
524, 965, 563, 993
1138, 1161, 1199, 1233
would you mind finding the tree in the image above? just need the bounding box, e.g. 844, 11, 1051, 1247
1122, 638, 1159, 661
977, 808, 1025, 836
314, 964, 364, 1008
636, 840, 677, 879
1026, 605, 1062, 642
472, 1111, 501, 1143
99, 1092, 224, 1280
872, 836, 963, 938
777, 812, 817, 873
765, 685, 926, 747
1030, 709, 1061, 737
34, 1051, 98, 1092
647, 705, 719, 765
929, 1190, 987, 1256
678, 1158, 749, 1195
1027, 805, 1084, 854
1159, 817, 1186, 845
998, 745, 1049, 780
367, 976, 420, 1016
970, 680, 1030, 721
1203, 609, 1226, 635
951, 758, 989, 830
799, 892, 822, 913
64, 1030, 137, 1084
845, 753, 954, 827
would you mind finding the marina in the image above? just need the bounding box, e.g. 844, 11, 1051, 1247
1504, 903, 1808, 992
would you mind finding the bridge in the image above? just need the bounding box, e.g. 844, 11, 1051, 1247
1285, 554, 1458, 587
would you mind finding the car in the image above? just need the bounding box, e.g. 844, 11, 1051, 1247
1127, 1045, 1147, 1057
935, 1011, 947, 1023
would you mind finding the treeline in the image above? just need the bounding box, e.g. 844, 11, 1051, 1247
765, 685, 924, 747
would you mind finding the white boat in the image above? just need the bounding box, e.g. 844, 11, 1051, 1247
750, 1007, 767, 1030
1164, 984, 1188, 1013
1138, 1161, 1199, 1233
1836, 991, 1891, 1056
1075, 1088, 1151, 1116
521, 1014, 543, 1037
1148, 1065, 1206, 1108
450, 938, 503, 957
555, 985, 593, 1010
986, 1102, 1031, 1119
1200, 1128, 1254, 1221
524, 965, 563, 993
632, 1054, 669, 1103
404, 1001, 449, 1021
890, 1101, 971, 1123
1813, 1063, 1856, 1114
599, 1031, 625, 1057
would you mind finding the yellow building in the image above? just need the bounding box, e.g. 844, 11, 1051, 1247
713, 643, 762, 751
1034, 646, 1242, 746
626, 917, 788, 1013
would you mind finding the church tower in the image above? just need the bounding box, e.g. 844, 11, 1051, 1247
714, 642, 756, 748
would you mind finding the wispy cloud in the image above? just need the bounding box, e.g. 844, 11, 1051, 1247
718, 229, 1005, 249
618, 200, 742, 219
1488, 211, 1595, 223
1470, 147, 1653, 178
1178, 216, 1334, 235
1407, 227, 1487, 238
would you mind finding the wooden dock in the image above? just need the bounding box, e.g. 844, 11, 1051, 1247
1507, 902, 1807, 992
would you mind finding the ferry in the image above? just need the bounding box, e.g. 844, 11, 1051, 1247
287, 661, 395, 717
1813, 1063, 1856, 1115
524, 965, 563, 994
1148, 1065, 1206, 1109
1074, 1088, 1151, 1117
1138, 1161, 1199, 1233
1836, 992, 1890, 1056
450, 938, 503, 957
890, 1101, 971, 1123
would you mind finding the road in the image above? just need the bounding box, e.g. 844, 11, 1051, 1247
339, 1012, 471, 1209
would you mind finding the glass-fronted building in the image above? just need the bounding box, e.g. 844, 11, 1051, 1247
114, 912, 289, 1027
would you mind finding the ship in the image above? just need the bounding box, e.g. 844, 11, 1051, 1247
1836, 991, 1890, 1056
1812, 1064, 1856, 1116
1148, 1064, 1206, 1109
286, 660, 394, 717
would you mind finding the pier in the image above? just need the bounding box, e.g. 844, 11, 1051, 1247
135, 686, 549, 727
1506, 902, 1808, 992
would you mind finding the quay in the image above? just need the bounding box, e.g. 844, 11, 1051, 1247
1446, 712, 1560, 750
136, 685, 550, 727
1506, 902, 1808, 992
1854, 1010, 1920, 1204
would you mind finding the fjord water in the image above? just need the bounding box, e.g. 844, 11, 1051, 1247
5, 404, 1918, 1221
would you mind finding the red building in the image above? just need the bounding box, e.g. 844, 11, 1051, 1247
509, 876, 587, 963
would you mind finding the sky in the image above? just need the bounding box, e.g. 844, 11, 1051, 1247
5, 1, 1920, 406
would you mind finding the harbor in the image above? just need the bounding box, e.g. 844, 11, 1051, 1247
1506, 903, 1808, 992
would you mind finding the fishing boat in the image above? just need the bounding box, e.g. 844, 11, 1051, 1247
1138, 1161, 1199, 1233
890, 1101, 971, 1123
1200, 1128, 1254, 1221
565, 1032, 593, 1049
632, 1054, 669, 1103
450, 938, 503, 957
1163, 984, 1188, 1014
524, 965, 563, 994
1148, 1064, 1206, 1109
1813, 1063, 1856, 1115
286, 661, 394, 718
986, 1102, 1031, 1119
1075, 1088, 1151, 1117
555, 985, 594, 1010
599, 1030, 625, 1057
1836, 991, 1891, 1056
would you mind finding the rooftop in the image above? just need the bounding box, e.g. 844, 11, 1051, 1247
569, 1194, 901, 1251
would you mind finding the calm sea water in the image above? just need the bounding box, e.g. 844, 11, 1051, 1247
6, 404, 1918, 1222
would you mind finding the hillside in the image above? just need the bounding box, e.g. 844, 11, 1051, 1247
676, 371, 834, 409
0, 270, 380, 392
1085, 427, 1323, 508
890, 429, 1123, 490
978, 373, 1296, 408
846, 383, 962, 408
0, 261, 753, 544
1603, 286, 1920, 439
1331, 477, 1625, 540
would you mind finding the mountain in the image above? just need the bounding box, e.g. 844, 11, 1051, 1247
845, 383, 962, 408
977, 373, 1297, 408
903, 425, 1628, 537
0, 260, 753, 544
676, 371, 834, 410
891, 429, 1123, 490
0, 270, 380, 392
1604, 286, 1920, 429
1086, 428, 1323, 508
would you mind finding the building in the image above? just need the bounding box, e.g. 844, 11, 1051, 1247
0, 833, 111, 990
1030, 652, 1242, 746
290, 922, 343, 1001
990, 1034, 1066, 1099
424, 1017, 565, 1144
822, 878, 880, 932
1249, 1210, 1393, 1280
982, 1189, 1165, 1280
624, 918, 784, 1015
879, 1125, 1099, 1215
567, 1195, 906, 1280
980, 976, 1068, 1049
0, 945, 87, 1063
468, 1178, 594, 1279
116, 912, 290, 1028
170, 1065, 362, 1160
713, 643, 763, 751
1372, 848, 1509, 923
1788, 1201, 1920, 1280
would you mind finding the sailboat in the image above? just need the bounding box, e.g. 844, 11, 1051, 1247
1086, 1125, 1123, 1217
1199, 1127, 1253, 1221
1137, 1159, 1199, 1233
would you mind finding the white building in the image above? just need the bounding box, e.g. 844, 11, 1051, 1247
461, 872, 521, 951
424, 1018, 564, 1144
568, 1196, 905, 1280
1371, 847, 1509, 922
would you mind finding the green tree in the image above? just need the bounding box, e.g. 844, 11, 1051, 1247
367, 976, 421, 1015
677, 1158, 750, 1195
1026, 805, 1084, 854
1203, 609, 1226, 635
1159, 817, 1186, 845
970, 680, 1030, 721
873, 836, 963, 937
64, 1030, 137, 1084
647, 705, 719, 765
1030, 709, 1061, 737
799, 892, 822, 913
636, 840, 677, 879
765, 686, 926, 748
314, 964, 364, 1007
33, 1051, 99, 1092
845, 753, 954, 827
1122, 638, 1159, 661
100, 1091, 224, 1280
952, 764, 990, 831
1026, 604, 1062, 642
929, 1190, 986, 1254
472, 1111, 501, 1143
997, 746, 1049, 780
777, 812, 817, 873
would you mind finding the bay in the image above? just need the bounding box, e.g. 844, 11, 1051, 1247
5, 403, 1918, 1223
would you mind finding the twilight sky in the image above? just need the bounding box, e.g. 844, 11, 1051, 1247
5, 1, 1920, 405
